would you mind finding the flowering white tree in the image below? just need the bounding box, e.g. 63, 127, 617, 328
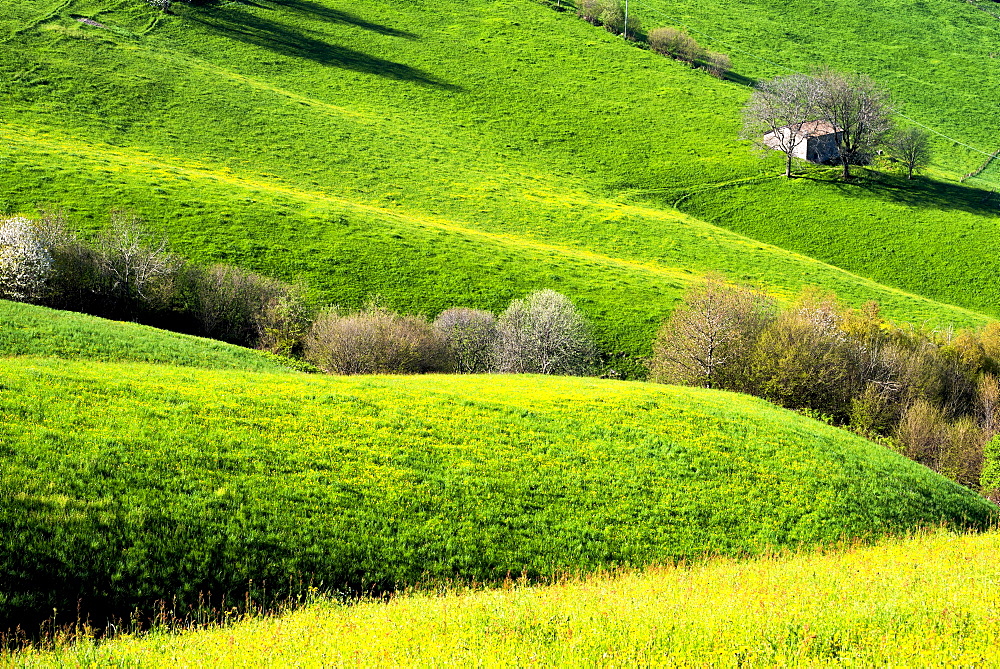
494, 289, 595, 375
0, 216, 52, 303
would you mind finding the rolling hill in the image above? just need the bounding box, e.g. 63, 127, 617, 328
2, 0, 998, 376
4, 0, 1000, 654
1, 357, 993, 631
0, 299, 300, 371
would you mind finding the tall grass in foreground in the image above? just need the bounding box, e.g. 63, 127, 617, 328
10, 530, 1000, 666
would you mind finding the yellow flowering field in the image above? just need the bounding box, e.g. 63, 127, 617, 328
11, 530, 1000, 666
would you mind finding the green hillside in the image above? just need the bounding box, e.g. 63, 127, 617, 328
0, 299, 297, 371
633, 0, 1000, 177
1, 358, 993, 629
628, 0, 1000, 316
2, 0, 998, 375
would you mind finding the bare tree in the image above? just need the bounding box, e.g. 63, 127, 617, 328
812, 69, 894, 179
742, 74, 821, 178
650, 276, 773, 389
979, 374, 1000, 439
434, 307, 498, 374
888, 127, 931, 180
494, 289, 595, 375
97, 210, 178, 316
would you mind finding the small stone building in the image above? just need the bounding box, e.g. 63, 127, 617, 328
763, 120, 842, 164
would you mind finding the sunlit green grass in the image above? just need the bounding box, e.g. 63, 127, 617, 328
12, 530, 1000, 666
0, 358, 992, 630
0, 300, 296, 371
633, 0, 1000, 180
2, 0, 998, 377
678, 169, 1000, 315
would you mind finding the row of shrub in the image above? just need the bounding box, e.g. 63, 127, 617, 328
10, 212, 1000, 493
573, 0, 730, 79
305, 290, 595, 375
650, 275, 1000, 494
648, 27, 730, 80
0, 212, 311, 355
0, 213, 597, 376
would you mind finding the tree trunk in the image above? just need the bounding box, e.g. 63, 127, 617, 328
785, 151, 793, 178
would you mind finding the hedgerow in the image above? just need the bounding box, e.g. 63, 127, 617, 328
652, 275, 1000, 490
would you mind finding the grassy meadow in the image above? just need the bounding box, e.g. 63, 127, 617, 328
1, 358, 992, 631
632, 0, 1000, 177
5, 0, 1000, 660
10, 530, 1000, 666
2, 0, 999, 376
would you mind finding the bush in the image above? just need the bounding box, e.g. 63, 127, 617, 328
650, 276, 773, 389
653, 275, 1000, 490
748, 296, 858, 419
434, 307, 499, 374
980, 434, 1000, 500
32, 212, 105, 313
494, 289, 595, 375
577, 0, 603, 24
305, 306, 454, 375
0, 216, 52, 303
180, 264, 308, 351
648, 27, 702, 63
598, 1, 640, 37
700, 51, 731, 79
256, 283, 313, 357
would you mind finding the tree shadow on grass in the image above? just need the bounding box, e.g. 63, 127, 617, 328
185, 6, 459, 90
804, 170, 1000, 217
267, 0, 418, 39
723, 71, 757, 88
218, 0, 418, 38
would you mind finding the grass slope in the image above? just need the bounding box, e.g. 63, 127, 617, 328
15, 531, 1000, 666
632, 0, 1000, 179
0, 300, 296, 372
1, 358, 993, 630
1, 0, 997, 375
629, 0, 1000, 316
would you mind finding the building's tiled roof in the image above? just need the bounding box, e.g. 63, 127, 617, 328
787, 120, 839, 136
